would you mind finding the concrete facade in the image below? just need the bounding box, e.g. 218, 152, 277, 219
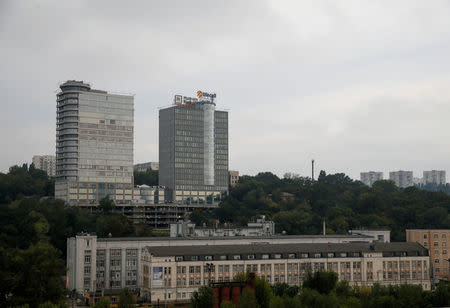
423, 170, 446, 185
170, 217, 275, 238
134, 162, 159, 172
32, 155, 56, 176
159, 95, 228, 204
389, 170, 413, 188
406, 229, 450, 281
360, 171, 383, 186
229, 170, 239, 187
67, 233, 385, 295
141, 242, 430, 304
55, 81, 134, 205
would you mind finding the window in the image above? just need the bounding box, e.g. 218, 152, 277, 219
424, 242, 427, 247
327, 253, 334, 258
301, 253, 309, 258
340, 253, 347, 257
176, 256, 183, 261
444, 242, 447, 247
435, 250, 439, 255
435, 259, 440, 264
191, 256, 198, 261
84, 266, 91, 275
274, 254, 282, 259
247, 254, 255, 260
233, 255, 241, 260
220, 255, 227, 260
434, 234, 439, 239
434, 242, 439, 247
288, 253, 296, 259
444, 250, 447, 255
424, 234, 428, 239
443, 234, 447, 238
262, 254, 269, 259
314, 253, 321, 258
84, 255, 91, 264
205, 255, 213, 261
189, 266, 194, 273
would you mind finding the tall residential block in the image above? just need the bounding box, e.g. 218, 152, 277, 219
389, 170, 413, 188
55, 80, 134, 205
360, 171, 383, 186
423, 170, 446, 185
159, 93, 228, 204
32, 155, 56, 176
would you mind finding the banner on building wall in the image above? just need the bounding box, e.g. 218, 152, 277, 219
152, 267, 163, 287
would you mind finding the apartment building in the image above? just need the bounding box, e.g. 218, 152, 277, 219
360, 171, 383, 187
134, 162, 159, 172
423, 170, 446, 185
389, 171, 413, 188
67, 232, 384, 295
406, 229, 450, 281
32, 155, 56, 176
141, 242, 430, 303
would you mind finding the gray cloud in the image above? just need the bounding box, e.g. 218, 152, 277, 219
1, 0, 450, 180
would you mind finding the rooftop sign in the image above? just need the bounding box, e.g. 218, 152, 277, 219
197, 90, 216, 99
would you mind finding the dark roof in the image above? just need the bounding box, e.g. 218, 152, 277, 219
144, 242, 428, 258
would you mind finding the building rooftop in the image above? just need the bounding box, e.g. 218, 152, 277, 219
144, 242, 428, 258
96, 233, 373, 242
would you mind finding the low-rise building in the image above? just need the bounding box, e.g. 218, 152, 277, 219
360, 171, 383, 186
406, 229, 450, 281
349, 229, 391, 243
229, 170, 239, 187
170, 217, 275, 238
141, 242, 430, 304
67, 232, 383, 295
134, 162, 159, 172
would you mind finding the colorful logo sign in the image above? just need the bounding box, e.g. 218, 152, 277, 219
197, 91, 216, 99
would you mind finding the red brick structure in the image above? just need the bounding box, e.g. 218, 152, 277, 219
211, 273, 256, 308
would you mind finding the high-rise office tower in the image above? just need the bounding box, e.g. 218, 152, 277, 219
159, 93, 228, 204
32, 155, 56, 176
360, 171, 383, 186
55, 80, 134, 205
389, 170, 413, 188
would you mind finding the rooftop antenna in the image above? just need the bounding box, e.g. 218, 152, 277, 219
312, 159, 315, 181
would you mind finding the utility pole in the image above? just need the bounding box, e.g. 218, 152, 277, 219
311, 159, 315, 181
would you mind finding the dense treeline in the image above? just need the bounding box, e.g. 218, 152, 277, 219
194, 271, 450, 308
191, 171, 450, 241
0, 164, 161, 307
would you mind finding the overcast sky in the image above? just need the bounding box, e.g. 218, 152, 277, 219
1, 0, 450, 180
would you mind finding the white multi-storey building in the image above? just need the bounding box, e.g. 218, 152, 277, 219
55, 80, 134, 205
32, 155, 56, 176
141, 242, 430, 304
67, 232, 386, 295
423, 170, 446, 185
389, 170, 413, 188
360, 171, 383, 186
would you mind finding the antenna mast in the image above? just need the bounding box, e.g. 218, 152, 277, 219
311, 159, 315, 181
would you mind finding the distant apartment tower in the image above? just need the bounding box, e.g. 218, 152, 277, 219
423, 170, 446, 185
389, 170, 413, 188
159, 93, 228, 204
229, 170, 239, 187
360, 171, 383, 186
134, 162, 159, 172
32, 155, 56, 176
55, 80, 134, 205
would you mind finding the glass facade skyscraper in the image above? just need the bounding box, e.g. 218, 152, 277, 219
159, 95, 228, 204
55, 80, 134, 205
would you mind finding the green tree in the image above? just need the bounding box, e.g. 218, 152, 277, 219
98, 196, 115, 214
93, 297, 111, 308
302, 271, 338, 294
255, 276, 273, 308
220, 300, 234, 308
192, 285, 216, 308
238, 288, 256, 308
3, 242, 66, 307
269, 296, 284, 308
118, 288, 135, 308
